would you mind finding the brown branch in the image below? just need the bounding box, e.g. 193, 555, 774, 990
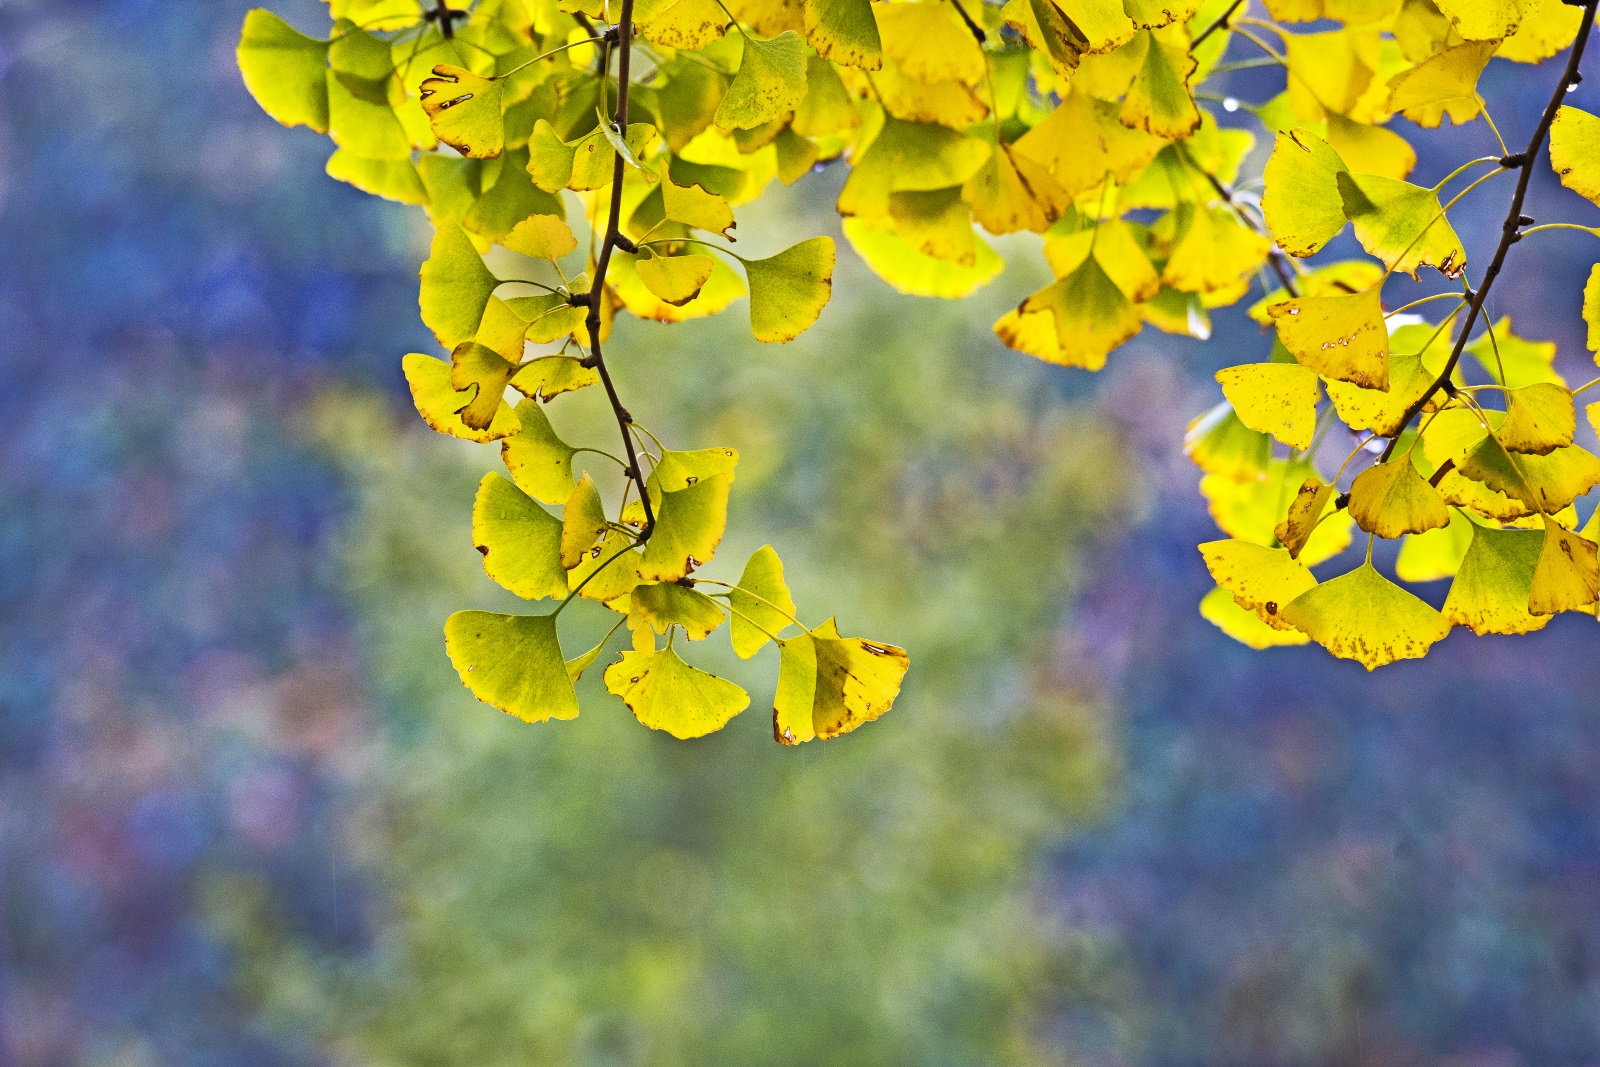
1191, 0, 1244, 49
1378, 0, 1598, 463
580, 0, 657, 541
948, 0, 987, 45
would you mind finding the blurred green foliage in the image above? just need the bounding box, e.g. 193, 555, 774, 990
210, 239, 1142, 1065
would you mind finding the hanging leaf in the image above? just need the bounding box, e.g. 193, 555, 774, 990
502, 214, 578, 260
1442, 523, 1549, 634
729, 545, 798, 657
1529, 515, 1600, 615
604, 646, 750, 738
444, 611, 580, 723
1549, 106, 1600, 208
472, 473, 569, 601
419, 223, 499, 347
715, 30, 809, 130
772, 618, 909, 744
500, 400, 577, 505
1198, 539, 1318, 630
1499, 382, 1576, 455
1280, 563, 1452, 670
1262, 128, 1350, 257
238, 10, 330, 134
637, 251, 717, 305
1268, 288, 1390, 389
745, 236, 835, 342
1275, 476, 1338, 558
1214, 363, 1321, 450
403, 353, 520, 442
419, 64, 505, 159
1199, 586, 1313, 648
1347, 456, 1451, 538
803, 0, 884, 68
1337, 173, 1467, 278
560, 473, 609, 570
628, 583, 729, 639
639, 474, 733, 581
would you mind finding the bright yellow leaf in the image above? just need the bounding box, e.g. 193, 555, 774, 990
1214, 363, 1321, 450
444, 611, 579, 723
604, 646, 749, 739
419, 64, 505, 159
1550, 106, 1600, 207
729, 545, 798, 657
1199, 586, 1313, 648
773, 618, 909, 744
1268, 288, 1389, 389
1348, 456, 1451, 538
1280, 563, 1451, 669
1530, 515, 1600, 614
1198, 539, 1318, 630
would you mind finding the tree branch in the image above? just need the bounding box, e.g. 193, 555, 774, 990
1378, 0, 1598, 463
1191, 0, 1244, 49
582, 0, 658, 541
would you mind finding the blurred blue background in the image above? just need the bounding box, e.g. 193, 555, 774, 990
5, 1, 1600, 1064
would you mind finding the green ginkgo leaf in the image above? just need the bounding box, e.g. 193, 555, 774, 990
1499, 382, 1575, 455
1337, 172, 1467, 279
1550, 106, 1600, 208
1442, 522, 1548, 634
502, 214, 577, 260
628, 583, 728, 639
1280, 563, 1452, 670
745, 236, 835, 342
1457, 437, 1600, 513
403, 352, 519, 442
1214, 363, 1321, 450
1012, 254, 1142, 370
560, 473, 608, 570
1464, 316, 1564, 388
1198, 539, 1318, 630
510, 355, 599, 399
444, 611, 580, 723
1120, 29, 1200, 138
639, 474, 732, 581
500, 400, 577, 505
472, 472, 568, 600
604, 646, 750, 739
1348, 456, 1451, 539
238, 10, 330, 133
729, 545, 798, 657
419, 64, 505, 159
1397, 509, 1475, 583
715, 30, 808, 130
660, 174, 738, 237
803, 0, 883, 69
420, 223, 499, 347
772, 618, 909, 744
1529, 515, 1600, 615
1262, 128, 1349, 257
1267, 288, 1389, 389
325, 149, 427, 204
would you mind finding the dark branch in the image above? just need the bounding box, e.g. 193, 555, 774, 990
1378, 0, 1598, 463
584, 0, 658, 541
1191, 0, 1244, 49
948, 0, 987, 45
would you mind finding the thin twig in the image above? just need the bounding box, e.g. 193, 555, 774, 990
1188, 149, 1301, 297
948, 0, 987, 45
1378, 0, 1598, 463
1192, 0, 1244, 49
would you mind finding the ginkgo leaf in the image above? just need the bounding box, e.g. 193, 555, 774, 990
420, 223, 499, 347
1120, 30, 1200, 138
1275, 476, 1337, 558
1280, 563, 1451, 670
639, 474, 732, 581
628, 583, 728, 639
1498, 0, 1584, 62
500, 400, 576, 505
961, 142, 1074, 235
1204, 461, 1354, 566
1214, 363, 1321, 450
1056, 0, 1137, 51
1549, 106, 1600, 208
1397, 509, 1475, 582
502, 214, 577, 260
560, 473, 609, 570
1199, 586, 1312, 648
1337, 172, 1467, 278
1432, 0, 1532, 40
837, 118, 992, 218
745, 236, 835, 342
1348, 456, 1451, 538
569, 531, 647, 602
662, 174, 738, 237
444, 611, 579, 723
1011, 255, 1142, 370
716, 31, 808, 130
636, 0, 728, 49
729, 544, 797, 657
449, 340, 517, 430
510, 355, 599, 399
876, 0, 987, 84
419, 64, 505, 159
1184, 402, 1272, 480
1161, 207, 1271, 295
403, 352, 519, 442
1198, 539, 1318, 630
792, 52, 861, 135
604, 646, 750, 739
1268, 288, 1389, 389
325, 149, 427, 204
772, 618, 909, 744
654, 448, 740, 490
1325, 112, 1416, 181
1457, 437, 1600, 513
1585, 264, 1600, 357
848, 218, 1004, 297
238, 11, 330, 133
1012, 91, 1166, 199
1499, 382, 1575, 455
637, 252, 716, 306
1386, 40, 1496, 124
804, 0, 883, 69
565, 635, 612, 683
1262, 128, 1349, 257
1325, 350, 1438, 437
1529, 515, 1600, 614
885, 187, 977, 266
1442, 523, 1549, 634
1464, 317, 1565, 388
472, 472, 568, 600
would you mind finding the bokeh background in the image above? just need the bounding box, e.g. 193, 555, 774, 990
6, 1, 1600, 1064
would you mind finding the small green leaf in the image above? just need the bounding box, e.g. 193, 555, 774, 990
560, 473, 609, 571
716, 30, 808, 130
745, 236, 835, 342
730, 545, 798, 657
238, 10, 330, 133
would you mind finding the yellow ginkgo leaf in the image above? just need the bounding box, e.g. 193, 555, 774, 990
662, 174, 738, 238
1385, 40, 1496, 126
744, 235, 835, 342
772, 618, 909, 744
1348, 456, 1451, 538
1498, 0, 1584, 61
419, 64, 505, 159
403, 352, 519, 443
1012, 90, 1166, 199
419, 223, 499, 348
1397, 509, 1475, 582
1457, 438, 1600, 514
637, 251, 716, 306
604, 646, 749, 739
1199, 586, 1312, 648
654, 448, 740, 490
1464, 316, 1565, 388
472, 473, 568, 601
560, 474, 608, 571
627, 583, 728, 640
448, 340, 517, 430
837, 118, 992, 218
568, 531, 647, 602
1161, 206, 1272, 295
729, 544, 798, 658
502, 214, 577, 260
1055, 0, 1137, 52
238, 11, 330, 134
325, 149, 427, 204
803, 0, 883, 69
1499, 382, 1575, 455
1124, 0, 1202, 28
1325, 112, 1417, 180
1530, 515, 1600, 614
1584, 264, 1600, 357
1205, 462, 1354, 565
1262, 129, 1350, 257
887, 187, 978, 265
715, 30, 808, 130
1268, 288, 1389, 389
876, 0, 986, 84
1198, 539, 1318, 630
1432, 0, 1532, 40
1441, 523, 1548, 633
1275, 475, 1337, 559
509, 355, 599, 400
961, 142, 1075, 235
1214, 363, 1321, 450
1012, 254, 1143, 370
1282, 27, 1380, 121
444, 611, 579, 723
499, 400, 576, 505
635, 0, 728, 49
1119, 29, 1200, 138
1326, 350, 1438, 438
1549, 105, 1600, 208
1281, 563, 1452, 669
1184, 402, 1272, 481
1338, 172, 1467, 278
1042, 220, 1160, 301
639, 474, 732, 581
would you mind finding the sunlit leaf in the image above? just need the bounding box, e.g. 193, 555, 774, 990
716, 30, 808, 130
628, 583, 728, 639
500, 400, 576, 505
1499, 382, 1575, 455
604, 646, 750, 738
444, 611, 580, 723
472, 472, 568, 600
773, 618, 909, 744
1199, 586, 1313, 648
325, 149, 427, 204
420, 222, 499, 347
804, 0, 884, 69
1338, 172, 1467, 279
1275, 475, 1337, 559
1214, 363, 1321, 450
1386, 40, 1496, 125
1397, 508, 1475, 582
1198, 539, 1318, 630
1457, 437, 1600, 514
639, 474, 732, 581
1432, 0, 1533, 40
1550, 106, 1600, 208
1442, 522, 1549, 634
745, 236, 835, 342
1267, 288, 1389, 389
654, 448, 740, 490
846, 218, 1003, 297
1530, 515, 1600, 615
638, 251, 716, 305
1120, 29, 1200, 138
1348, 455, 1451, 538
729, 544, 797, 657
403, 352, 519, 442
560, 473, 609, 570
1262, 128, 1349, 257
1280, 563, 1451, 670
419, 64, 505, 159
503, 214, 578, 260
1009, 254, 1142, 370
238, 10, 330, 134
961, 142, 1075, 235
